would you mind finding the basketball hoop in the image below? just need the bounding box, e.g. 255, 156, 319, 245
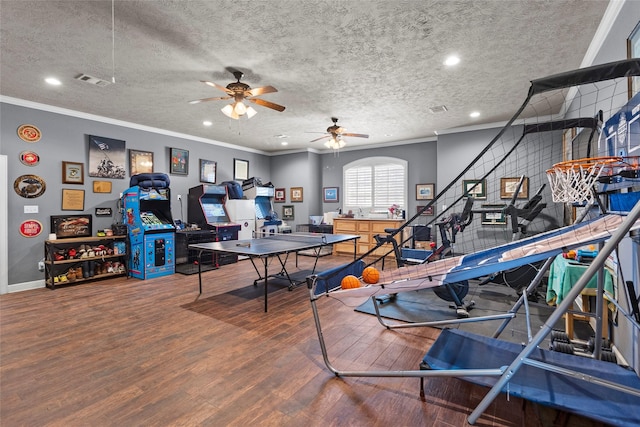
546, 156, 623, 203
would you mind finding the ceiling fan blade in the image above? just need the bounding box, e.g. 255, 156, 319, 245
310, 135, 330, 143
248, 98, 286, 112
201, 80, 232, 94
188, 95, 232, 104
341, 133, 369, 138
246, 85, 278, 97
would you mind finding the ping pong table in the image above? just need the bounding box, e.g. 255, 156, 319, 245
190, 232, 359, 311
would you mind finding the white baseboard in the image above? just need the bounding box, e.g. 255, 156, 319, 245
8, 279, 45, 293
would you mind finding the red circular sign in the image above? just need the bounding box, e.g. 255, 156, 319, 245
19, 220, 43, 237
19, 150, 40, 166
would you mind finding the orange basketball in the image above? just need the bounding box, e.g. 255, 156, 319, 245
341, 275, 361, 289
362, 266, 380, 284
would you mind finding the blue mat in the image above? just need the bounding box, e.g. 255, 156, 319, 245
423, 329, 640, 426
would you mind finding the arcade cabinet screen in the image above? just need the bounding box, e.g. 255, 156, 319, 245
203, 203, 225, 222
140, 211, 170, 226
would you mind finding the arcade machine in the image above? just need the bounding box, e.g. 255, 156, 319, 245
226, 199, 256, 240
188, 184, 241, 266
122, 183, 175, 279
243, 180, 282, 234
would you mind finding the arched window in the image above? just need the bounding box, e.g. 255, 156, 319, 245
343, 157, 407, 215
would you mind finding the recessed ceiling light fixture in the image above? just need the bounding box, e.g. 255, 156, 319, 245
281, 141, 288, 146
45, 77, 61, 86
203, 121, 212, 126
444, 55, 460, 66
470, 111, 480, 118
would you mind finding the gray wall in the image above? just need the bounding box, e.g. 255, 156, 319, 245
320, 141, 438, 222
270, 151, 322, 229
1, 103, 270, 286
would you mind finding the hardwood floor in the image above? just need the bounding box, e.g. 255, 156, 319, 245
1, 255, 607, 426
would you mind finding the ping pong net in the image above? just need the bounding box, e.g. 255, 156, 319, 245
546, 156, 640, 203
252, 231, 329, 245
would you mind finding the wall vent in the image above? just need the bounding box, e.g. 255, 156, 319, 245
429, 105, 448, 113
75, 73, 112, 87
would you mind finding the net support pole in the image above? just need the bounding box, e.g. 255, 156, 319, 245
468, 200, 640, 425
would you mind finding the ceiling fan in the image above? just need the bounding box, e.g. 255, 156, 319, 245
189, 71, 285, 120
310, 117, 369, 149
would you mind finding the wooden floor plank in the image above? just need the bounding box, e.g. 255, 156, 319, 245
1, 254, 607, 426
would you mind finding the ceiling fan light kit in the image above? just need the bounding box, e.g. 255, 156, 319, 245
221, 101, 257, 120
325, 138, 346, 150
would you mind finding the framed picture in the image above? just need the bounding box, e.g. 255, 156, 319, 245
462, 179, 486, 199
417, 205, 434, 216
170, 148, 189, 175
416, 183, 435, 200
61, 189, 85, 211
234, 158, 249, 181
92, 181, 112, 193
481, 204, 507, 225
323, 187, 339, 203
88, 135, 126, 179
628, 21, 640, 100
50, 214, 92, 239
290, 187, 303, 202
62, 161, 84, 184
200, 159, 217, 183
129, 149, 154, 176
274, 188, 286, 202
500, 177, 529, 199
282, 205, 294, 220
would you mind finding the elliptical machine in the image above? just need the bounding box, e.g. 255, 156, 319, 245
375, 197, 476, 318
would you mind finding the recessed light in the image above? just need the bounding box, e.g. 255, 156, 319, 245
45, 77, 61, 86
469, 111, 480, 118
281, 141, 289, 146
444, 56, 460, 66
203, 121, 212, 126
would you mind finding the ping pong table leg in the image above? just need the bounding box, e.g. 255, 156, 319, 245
263, 256, 268, 312
198, 250, 203, 294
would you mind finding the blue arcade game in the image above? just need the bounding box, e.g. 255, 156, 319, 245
123, 179, 175, 279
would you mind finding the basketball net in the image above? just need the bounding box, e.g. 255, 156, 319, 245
546, 156, 624, 203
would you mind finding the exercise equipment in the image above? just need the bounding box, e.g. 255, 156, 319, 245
374, 197, 475, 318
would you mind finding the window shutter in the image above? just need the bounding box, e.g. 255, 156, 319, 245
343, 158, 406, 212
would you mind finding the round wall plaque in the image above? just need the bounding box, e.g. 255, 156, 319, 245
19, 150, 40, 166
19, 220, 43, 237
17, 124, 41, 142
13, 174, 46, 198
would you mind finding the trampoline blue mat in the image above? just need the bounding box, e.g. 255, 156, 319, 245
423, 329, 640, 426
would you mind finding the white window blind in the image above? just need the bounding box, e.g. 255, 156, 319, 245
343, 157, 406, 212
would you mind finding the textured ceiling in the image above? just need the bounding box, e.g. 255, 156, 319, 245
0, 0, 610, 153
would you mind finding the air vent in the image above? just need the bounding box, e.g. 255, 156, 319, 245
429, 105, 448, 113
75, 73, 112, 87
